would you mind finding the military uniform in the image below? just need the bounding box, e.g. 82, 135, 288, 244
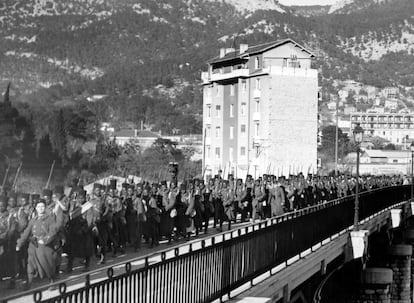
16, 210, 58, 284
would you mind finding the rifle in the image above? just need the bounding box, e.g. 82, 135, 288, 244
1, 165, 10, 189
45, 160, 55, 189
12, 162, 23, 191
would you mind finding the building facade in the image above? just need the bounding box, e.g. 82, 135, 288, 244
201, 39, 318, 179
350, 112, 414, 145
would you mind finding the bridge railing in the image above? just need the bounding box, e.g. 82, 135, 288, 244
3, 185, 410, 303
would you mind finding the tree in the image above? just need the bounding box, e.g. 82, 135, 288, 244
383, 143, 396, 150
0, 83, 23, 167
319, 125, 352, 163
50, 109, 68, 166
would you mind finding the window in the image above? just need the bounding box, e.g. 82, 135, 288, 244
230, 126, 234, 139
255, 100, 260, 112
216, 84, 219, 96
215, 126, 220, 138
255, 78, 261, 90
215, 147, 220, 159
283, 58, 288, 67
230, 104, 234, 118
206, 126, 211, 137
240, 146, 246, 156
255, 146, 260, 157
393, 159, 398, 163
255, 123, 260, 137
206, 146, 210, 158
207, 105, 211, 118
215, 105, 221, 117
255, 57, 260, 69
241, 124, 246, 134
229, 147, 234, 162
241, 103, 246, 116
242, 80, 247, 92
230, 84, 235, 96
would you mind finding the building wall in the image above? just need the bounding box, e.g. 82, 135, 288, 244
265, 73, 318, 176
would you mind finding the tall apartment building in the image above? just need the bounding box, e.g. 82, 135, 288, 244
201, 39, 318, 179
350, 112, 414, 145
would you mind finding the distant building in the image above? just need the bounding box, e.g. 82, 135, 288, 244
357, 149, 410, 175
111, 129, 160, 148
344, 106, 356, 115
327, 101, 337, 111
350, 112, 414, 145
384, 99, 398, 110
202, 38, 318, 178
381, 87, 399, 99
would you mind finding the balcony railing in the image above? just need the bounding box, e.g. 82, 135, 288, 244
206, 68, 250, 82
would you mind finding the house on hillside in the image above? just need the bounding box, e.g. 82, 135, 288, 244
343, 149, 411, 175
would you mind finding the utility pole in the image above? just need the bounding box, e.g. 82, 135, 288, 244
335, 96, 339, 176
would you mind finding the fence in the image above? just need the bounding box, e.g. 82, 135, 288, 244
3, 185, 410, 303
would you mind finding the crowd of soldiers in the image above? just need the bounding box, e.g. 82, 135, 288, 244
0, 171, 407, 291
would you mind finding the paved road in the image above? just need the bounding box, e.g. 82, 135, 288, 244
1, 219, 255, 302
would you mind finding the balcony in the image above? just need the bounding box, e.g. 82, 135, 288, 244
252, 112, 261, 121
209, 68, 249, 82
253, 89, 261, 99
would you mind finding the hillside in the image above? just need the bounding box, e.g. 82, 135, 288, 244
1, 0, 414, 135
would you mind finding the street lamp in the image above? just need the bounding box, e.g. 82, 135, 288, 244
410, 142, 414, 200
353, 123, 364, 230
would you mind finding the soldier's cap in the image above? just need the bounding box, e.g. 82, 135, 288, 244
30, 193, 40, 201
78, 190, 87, 198
36, 199, 47, 206
180, 182, 187, 190
109, 179, 117, 189
19, 193, 30, 200
246, 174, 252, 178
93, 183, 102, 190
54, 185, 64, 195
42, 189, 52, 197
71, 178, 80, 187
237, 178, 243, 182
160, 180, 167, 186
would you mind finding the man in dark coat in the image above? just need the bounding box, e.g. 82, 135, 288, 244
66, 190, 97, 272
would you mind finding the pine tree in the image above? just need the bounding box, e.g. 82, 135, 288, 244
0, 83, 22, 166
50, 109, 67, 166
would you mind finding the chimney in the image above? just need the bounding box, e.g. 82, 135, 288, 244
219, 48, 226, 58
240, 44, 248, 54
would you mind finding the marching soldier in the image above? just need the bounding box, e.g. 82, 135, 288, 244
0, 197, 18, 288
16, 199, 59, 290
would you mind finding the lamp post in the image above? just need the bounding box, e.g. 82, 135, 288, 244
353, 123, 364, 230
411, 142, 414, 200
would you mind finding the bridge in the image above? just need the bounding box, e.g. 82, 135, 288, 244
2, 185, 413, 303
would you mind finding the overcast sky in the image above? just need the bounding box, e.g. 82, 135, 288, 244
279, 0, 338, 6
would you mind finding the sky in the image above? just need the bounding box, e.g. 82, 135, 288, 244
279, 0, 338, 6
